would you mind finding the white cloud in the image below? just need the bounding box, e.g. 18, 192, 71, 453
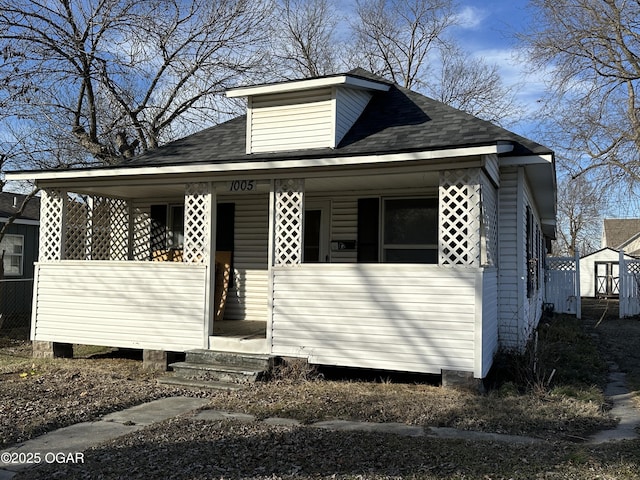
471, 47, 548, 100
455, 6, 488, 29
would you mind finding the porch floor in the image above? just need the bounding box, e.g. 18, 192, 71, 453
212, 320, 266, 339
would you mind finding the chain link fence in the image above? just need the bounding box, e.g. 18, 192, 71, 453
0, 278, 33, 339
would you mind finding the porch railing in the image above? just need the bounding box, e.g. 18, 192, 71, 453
31, 261, 209, 350
270, 263, 494, 378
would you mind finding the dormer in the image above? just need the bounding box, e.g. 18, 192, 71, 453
226, 74, 390, 154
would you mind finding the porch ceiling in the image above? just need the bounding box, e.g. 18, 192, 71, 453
305, 170, 439, 192
67, 182, 186, 200
41, 169, 441, 199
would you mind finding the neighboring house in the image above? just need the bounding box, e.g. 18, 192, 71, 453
602, 218, 640, 256
579, 247, 637, 298
0, 192, 40, 334
6, 69, 556, 382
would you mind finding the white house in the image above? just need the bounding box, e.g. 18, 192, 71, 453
6, 69, 556, 382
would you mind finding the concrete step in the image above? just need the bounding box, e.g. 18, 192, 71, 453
169, 361, 265, 383
157, 375, 246, 391
185, 349, 273, 370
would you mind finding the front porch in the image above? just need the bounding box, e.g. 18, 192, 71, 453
31, 160, 500, 377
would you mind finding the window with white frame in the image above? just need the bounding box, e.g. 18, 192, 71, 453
382, 198, 438, 263
0, 234, 24, 276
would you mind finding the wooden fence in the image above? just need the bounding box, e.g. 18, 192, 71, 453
619, 250, 640, 318
545, 253, 581, 318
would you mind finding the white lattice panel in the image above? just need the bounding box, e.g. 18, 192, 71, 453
184, 183, 211, 263
131, 207, 152, 261
64, 197, 90, 260
627, 261, 640, 275
39, 190, 65, 261
61, 195, 130, 261
274, 179, 304, 265
439, 169, 481, 266
546, 258, 576, 271
92, 197, 129, 261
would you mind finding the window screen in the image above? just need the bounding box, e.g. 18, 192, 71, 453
382, 198, 438, 264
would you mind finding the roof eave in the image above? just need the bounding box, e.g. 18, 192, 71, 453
501, 152, 557, 226
226, 74, 390, 98
6, 143, 508, 184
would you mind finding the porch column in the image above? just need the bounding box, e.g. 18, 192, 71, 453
34, 189, 74, 358
38, 189, 66, 261
184, 182, 216, 342
438, 169, 482, 266
273, 179, 305, 265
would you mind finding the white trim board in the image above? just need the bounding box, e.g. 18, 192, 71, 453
226, 75, 390, 98
6, 144, 514, 183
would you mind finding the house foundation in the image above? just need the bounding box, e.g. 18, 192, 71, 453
442, 369, 485, 393
32, 341, 73, 359
143, 349, 168, 371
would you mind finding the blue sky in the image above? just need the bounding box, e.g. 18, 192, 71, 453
334, 0, 547, 139
453, 2, 547, 135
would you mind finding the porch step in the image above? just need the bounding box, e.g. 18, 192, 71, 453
186, 349, 273, 371
166, 349, 273, 386
157, 375, 245, 391
170, 362, 265, 383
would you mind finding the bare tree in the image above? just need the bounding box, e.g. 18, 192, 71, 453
270, 0, 342, 79
520, 0, 640, 185
0, 0, 272, 168
428, 45, 523, 125
350, 0, 522, 124
553, 174, 604, 256
351, 0, 458, 90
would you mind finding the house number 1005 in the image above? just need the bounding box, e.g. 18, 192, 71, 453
228, 180, 256, 192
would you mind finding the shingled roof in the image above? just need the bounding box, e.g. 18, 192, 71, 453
602, 218, 640, 251
0, 192, 40, 221
121, 68, 552, 169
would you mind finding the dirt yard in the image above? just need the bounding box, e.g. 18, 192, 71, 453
1, 299, 639, 479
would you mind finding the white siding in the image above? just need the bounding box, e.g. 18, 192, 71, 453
31, 261, 207, 351
523, 179, 544, 337
480, 268, 499, 377
271, 264, 483, 375
482, 154, 500, 187
249, 88, 333, 153
481, 171, 498, 267
218, 194, 269, 322
334, 88, 372, 146
497, 168, 521, 349
498, 167, 547, 352
323, 194, 358, 263
625, 236, 640, 255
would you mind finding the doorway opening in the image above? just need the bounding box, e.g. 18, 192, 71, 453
595, 261, 620, 297
304, 201, 331, 263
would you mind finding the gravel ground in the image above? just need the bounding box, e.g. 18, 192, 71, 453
13, 417, 640, 480
0, 345, 217, 449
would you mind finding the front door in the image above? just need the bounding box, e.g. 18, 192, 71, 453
596, 261, 620, 297
303, 201, 330, 263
